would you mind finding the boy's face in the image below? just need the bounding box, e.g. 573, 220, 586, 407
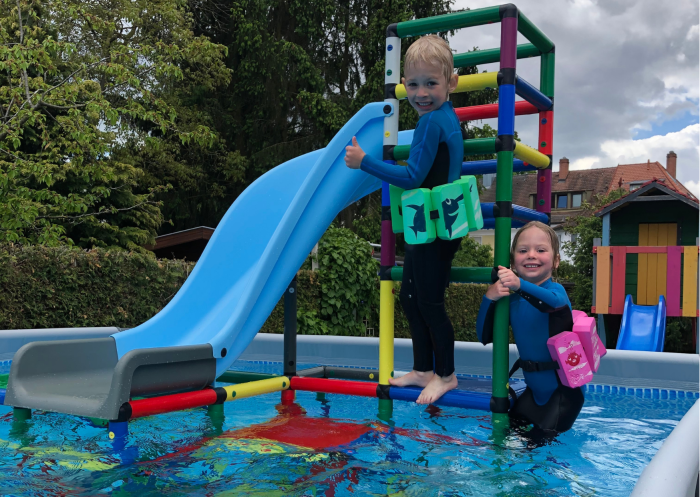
402, 61, 459, 116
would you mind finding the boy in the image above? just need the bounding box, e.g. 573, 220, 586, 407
344, 35, 464, 404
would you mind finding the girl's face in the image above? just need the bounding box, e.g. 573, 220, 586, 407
513, 227, 559, 286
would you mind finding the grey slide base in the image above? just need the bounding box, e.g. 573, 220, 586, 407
4, 337, 216, 420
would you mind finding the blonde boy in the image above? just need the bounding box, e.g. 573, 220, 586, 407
345, 36, 466, 404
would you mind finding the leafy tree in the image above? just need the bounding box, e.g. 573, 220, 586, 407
453, 235, 493, 268
562, 189, 625, 312
0, 0, 229, 249
316, 227, 379, 336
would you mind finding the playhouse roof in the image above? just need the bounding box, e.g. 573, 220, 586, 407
595, 179, 699, 217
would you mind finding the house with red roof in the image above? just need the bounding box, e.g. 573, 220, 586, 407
472, 151, 696, 260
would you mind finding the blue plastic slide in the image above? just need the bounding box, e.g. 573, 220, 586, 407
113, 102, 413, 377
616, 295, 667, 352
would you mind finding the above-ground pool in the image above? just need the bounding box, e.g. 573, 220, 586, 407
1, 360, 697, 496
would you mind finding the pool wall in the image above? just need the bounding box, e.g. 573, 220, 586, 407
630, 399, 699, 497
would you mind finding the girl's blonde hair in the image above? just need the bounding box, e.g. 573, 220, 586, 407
510, 221, 561, 276
404, 35, 454, 89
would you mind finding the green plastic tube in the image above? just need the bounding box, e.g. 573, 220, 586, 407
453, 44, 540, 68
464, 138, 497, 156
390, 266, 492, 284
540, 51, 555, 98
393, 138, 495, 161
217, 371, 280, 384
491, 150, 515, 407
396, 6, 501, 38
517, 12, 554, 53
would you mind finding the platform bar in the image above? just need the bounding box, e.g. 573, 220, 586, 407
290, 377, 379, 398
396, 6, 501, 38
462, 158, 534, 175
325, 367, 380, 382
517, 11, 555, 53
454, 43, 540, 68
217, 371, 280, 384
515, 76, 553, 111
222, 377, 290, 401
455, 101, 538, 122
390, 266, 493, 284
129, 388, 219, 419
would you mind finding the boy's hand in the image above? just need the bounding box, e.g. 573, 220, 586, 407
497, 265, 520, 291
344, 136, 365, 169
485, 280, 510, 301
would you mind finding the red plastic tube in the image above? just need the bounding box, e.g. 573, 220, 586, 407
455, 101, 538, 122
129, 388, 219, 419
290, 377, 378, 398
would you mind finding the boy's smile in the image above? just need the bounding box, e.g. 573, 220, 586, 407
513, 227, 559, 286
402, 60, 458, 116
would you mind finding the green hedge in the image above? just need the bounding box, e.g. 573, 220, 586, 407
260, 270, 490, 342
0, 244, 194, 329
0, 244, 490, 343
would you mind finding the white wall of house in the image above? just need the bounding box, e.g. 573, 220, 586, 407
553, 227, 575, 263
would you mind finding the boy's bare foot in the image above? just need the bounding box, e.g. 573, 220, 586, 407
388, 370, 434, 388
416, 374, 458, 405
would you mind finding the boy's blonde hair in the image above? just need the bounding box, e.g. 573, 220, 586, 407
510, 221, 561, 272
405, 35, 454, 88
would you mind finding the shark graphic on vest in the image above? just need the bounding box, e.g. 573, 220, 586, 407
441, 193, 464, 237
405, 203, 427, 237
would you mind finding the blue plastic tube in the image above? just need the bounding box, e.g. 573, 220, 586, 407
462, 159, 536, 175
515, 76, 553, 111
481, 202, 549, 224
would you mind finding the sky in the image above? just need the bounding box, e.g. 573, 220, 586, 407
449, 0, 700, 197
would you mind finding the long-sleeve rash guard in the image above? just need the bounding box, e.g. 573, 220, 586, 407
476, 278, 572, 405
360, 101, 464, 190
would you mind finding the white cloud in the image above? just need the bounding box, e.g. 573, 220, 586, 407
598, 124, 699, 189
686, 180, 700, 198
447, 0, 698, 192
570, 156, 603, 170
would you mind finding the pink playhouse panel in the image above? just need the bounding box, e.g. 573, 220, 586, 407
666, 246, 682, 317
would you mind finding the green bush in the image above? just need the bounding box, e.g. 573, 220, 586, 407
1, 235, 494, 344
0, 244, 193, 329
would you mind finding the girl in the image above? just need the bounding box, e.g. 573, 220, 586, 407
476, 221, 584, 433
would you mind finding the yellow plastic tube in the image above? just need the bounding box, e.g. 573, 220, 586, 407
378, 280, 396, 385
513, 141, 550, 169
455, 72, 498, 93
222, 376, 290, 402
394, 72, 498, 100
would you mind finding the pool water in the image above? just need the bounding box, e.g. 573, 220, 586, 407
0, 360, 697, 496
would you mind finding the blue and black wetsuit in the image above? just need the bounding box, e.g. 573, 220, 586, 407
361, 101, 464, 377
476, 278, 585, 432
